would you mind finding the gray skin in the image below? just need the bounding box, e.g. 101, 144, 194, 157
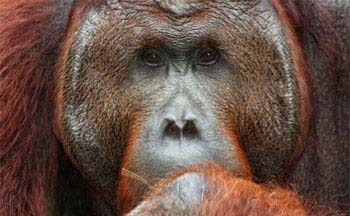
55, 0, 305, 214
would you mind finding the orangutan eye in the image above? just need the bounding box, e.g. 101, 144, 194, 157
196, 47, 220, 66
142, 49, 165, 67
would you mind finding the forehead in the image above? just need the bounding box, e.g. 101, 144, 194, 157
113, 0, 252, 17
103, 0, 277, 47
111, 0, 268, 24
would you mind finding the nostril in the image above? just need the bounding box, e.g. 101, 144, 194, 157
164, 119, 181, 139
183, 120, 199, 139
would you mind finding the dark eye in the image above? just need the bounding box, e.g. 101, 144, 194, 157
196, 47, 220, 66
142, 49, 165, 66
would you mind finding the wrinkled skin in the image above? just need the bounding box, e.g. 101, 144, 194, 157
55, 0, 308, 214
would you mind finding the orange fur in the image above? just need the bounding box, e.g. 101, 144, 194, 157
0, 1, 74, 215
128, 164, 307, 216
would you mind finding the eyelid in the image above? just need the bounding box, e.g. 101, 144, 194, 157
195, 46, 220, 66
141, 48, 166, 67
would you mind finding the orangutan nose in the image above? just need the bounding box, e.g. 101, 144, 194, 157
163, 118, 199, 140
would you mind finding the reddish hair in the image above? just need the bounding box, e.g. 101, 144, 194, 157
0, 1, 73, 215
128, 164, 307, 215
